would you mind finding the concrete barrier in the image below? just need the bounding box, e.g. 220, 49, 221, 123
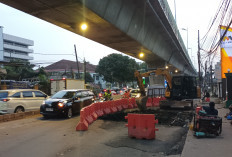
0, 110, 40, 123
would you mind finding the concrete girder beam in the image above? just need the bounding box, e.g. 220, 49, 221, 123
0, 0, 196, 75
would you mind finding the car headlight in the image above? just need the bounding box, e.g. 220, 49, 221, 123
58, 102, 64, 107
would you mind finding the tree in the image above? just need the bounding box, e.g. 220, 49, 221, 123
85, 72, 94, 83
96, 53, 139, 85
4, 60, 36, 80
36, 67, 50, 95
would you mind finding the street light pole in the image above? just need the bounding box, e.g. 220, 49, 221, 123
174, 0, 176, 22
182, 28, 188, 53
74, 44, 80, 79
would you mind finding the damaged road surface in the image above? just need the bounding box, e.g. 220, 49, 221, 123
0, 109, 193, 157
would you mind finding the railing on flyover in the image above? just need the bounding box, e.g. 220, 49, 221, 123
158, 0, 195, 70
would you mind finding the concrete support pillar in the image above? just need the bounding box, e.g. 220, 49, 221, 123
147, 61, 166, 86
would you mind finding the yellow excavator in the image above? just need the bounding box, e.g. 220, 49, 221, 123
135, 69, 200, 109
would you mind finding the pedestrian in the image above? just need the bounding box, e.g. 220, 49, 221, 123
203, 102, 218, 116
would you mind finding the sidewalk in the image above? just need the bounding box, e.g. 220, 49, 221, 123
181, 100, 231, 157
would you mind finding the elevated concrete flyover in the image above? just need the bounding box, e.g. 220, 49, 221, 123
0, 0, 196, 76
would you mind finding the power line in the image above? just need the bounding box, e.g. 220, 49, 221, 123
34, 53, 75, 56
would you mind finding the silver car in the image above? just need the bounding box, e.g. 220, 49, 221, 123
0, 89, 48, 114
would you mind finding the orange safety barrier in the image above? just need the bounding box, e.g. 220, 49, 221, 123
89, 105, 98, 120
125, 113, 159, 139
93, 103, 104, 117
114, 99, 123, 111
76, 109, 89, 131
76, 98, 140, 132
152, 97, 159, 107
109, 101, 118, 113
103, 101, 111, 115
131, 97, 138, 108
146, 97, 153, 107
128, 98, 134, 109
161, 97, 166, 100
85, 106, 94, 124
121, 99, 129, 109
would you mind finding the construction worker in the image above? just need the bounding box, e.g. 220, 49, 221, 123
104, 89, 112, 101
203, 102, 218, 116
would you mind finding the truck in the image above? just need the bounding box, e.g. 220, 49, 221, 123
135, 69, 200, 109
50, 78, 85, 95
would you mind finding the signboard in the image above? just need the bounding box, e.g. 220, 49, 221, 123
1, 80, 30, 89
220, 26, 232, 78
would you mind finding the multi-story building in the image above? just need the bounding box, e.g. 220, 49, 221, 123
0, 26, 34, 62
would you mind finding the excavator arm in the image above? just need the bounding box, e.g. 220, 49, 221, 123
134, 69, 172, 98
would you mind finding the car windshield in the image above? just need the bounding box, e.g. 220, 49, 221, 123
0, 92, 8, 98
51, 91, 76, 99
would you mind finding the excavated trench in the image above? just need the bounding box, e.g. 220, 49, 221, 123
99, 108, 194, 127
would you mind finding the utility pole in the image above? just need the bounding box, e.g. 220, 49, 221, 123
84, 58, 86, 84
197, 30, 201, 87
210, 64, 213, 95
74, 44, 80, 79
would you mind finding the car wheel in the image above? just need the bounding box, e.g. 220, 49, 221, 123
66, 108, 72, 119
43, 115, 49, 119
14, 107, 24, 113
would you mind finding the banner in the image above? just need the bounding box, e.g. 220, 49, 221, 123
220, 26, 232, 78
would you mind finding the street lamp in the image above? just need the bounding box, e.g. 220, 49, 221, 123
182, 28, 188, 53
81, 23, 87, 31
139, 52, 144, 58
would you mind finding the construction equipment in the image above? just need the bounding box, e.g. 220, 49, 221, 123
135, 69, 199, 109
193, 108, 222, 137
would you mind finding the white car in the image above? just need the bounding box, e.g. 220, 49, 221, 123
130, 89, 141, 98
0, 89, 48, 114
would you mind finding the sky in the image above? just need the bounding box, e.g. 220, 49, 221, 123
0, 0, 222, 69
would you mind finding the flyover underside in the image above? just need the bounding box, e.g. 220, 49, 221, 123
0, 0, 196, 75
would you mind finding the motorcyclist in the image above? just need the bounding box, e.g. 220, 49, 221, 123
104, 89, 112, 101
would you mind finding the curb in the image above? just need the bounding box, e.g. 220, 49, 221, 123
0, 110, 40, 123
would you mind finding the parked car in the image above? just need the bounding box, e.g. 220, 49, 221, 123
0, 89, 48, 114
40, 89, 94, 118
130, 89, 141, 98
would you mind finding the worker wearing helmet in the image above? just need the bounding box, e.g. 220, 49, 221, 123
104, 89, 112, 101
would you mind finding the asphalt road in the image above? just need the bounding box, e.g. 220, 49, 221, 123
0, 113, 188, 157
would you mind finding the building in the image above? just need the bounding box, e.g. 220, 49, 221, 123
0, 26, 34, 62
44, 59, 107, 89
